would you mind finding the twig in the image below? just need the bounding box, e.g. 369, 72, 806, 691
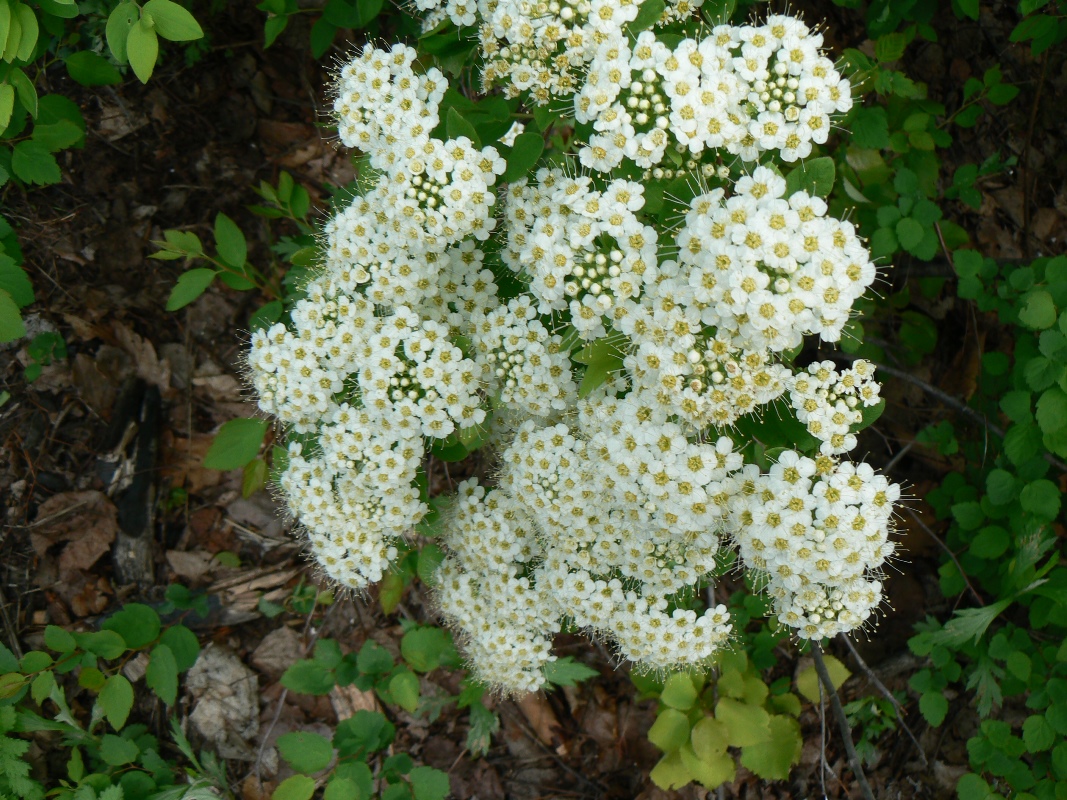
837, 634, 929, 767
0, 585, 23, 659
881, 440, 915, 475
905, 506, 984, 607
812, 643, 876, 800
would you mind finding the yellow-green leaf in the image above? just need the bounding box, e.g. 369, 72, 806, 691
796, 655, 851, 703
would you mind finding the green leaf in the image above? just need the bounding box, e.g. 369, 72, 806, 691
1022, 714, 1054, 752
249, 300, 283, 331
0, 257, 32, 307
99, 674, 135, 730
985, 470, 1017, 505
1036, 388, 1067, 434
649, 749, 695, 790
146, 644, 178, 706
400, 627, 452, 673
919, 691, 948, 726
323, 778, 358, 800
44, 625, 76, 653
409, 766, 450, 800
99, 733, 140, 765
73, 630, 127, 659
1020, 478, 1061, 520
929, 598, 1013, 647
272, 775, 316, 800
277, 730, 334, 773
575, 334, 627, 398
334, 710, 395, 758
446, 107, 479, 147
501, 131, 544, 183
127, 18, 159, 84
739, 715, 801, 780
895, 217, 925, 251
660, 673, 698, 710
142, 0, 203, 40
875, 32, 907, 62
626, 0, 665, 34
167, 268, 216, 311
242, 456, 268, 498
796, 655, 851, 703
282, 659, 336, 696
958, 0, 979, 20
784, 157, 835, 198
160, 625, 200, 671
679, 741, 735, 789
32, 120, 84, 152
0, 289, 25, 342
951, 501, 985, 530
714, 698, 771, 746
14, 4, 37, 62
647, 708, 691, 752
11, 140, 60, 185
542, 656, 598, 687
31, 670, 54, 704
203, 418, 268, 470
970, 526, 1009, 559
65, 52, 122, 86
102, 602, 161, 649
389, 670, 420, 713
1020, 290, 1057, 329
214, 212, 247, 268
106, 2, 140, 64
850, 106, 889, 149
0, 83, 14, 133
690, 717, 729, 760
956, 773, 994, 800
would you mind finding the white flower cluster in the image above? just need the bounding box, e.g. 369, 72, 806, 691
730, 452, 898, 639
502, 169, 659, 339
247, 46, 512, 590
575, 17, 852, 173
788, 359, 882, 454
247, 20, 899, 695
672, 167, 876, 352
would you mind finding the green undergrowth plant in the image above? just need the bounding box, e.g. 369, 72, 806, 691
0, 601, 213, 800
0, 0, 205, 343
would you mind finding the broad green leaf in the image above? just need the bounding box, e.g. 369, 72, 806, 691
1020, 290, 1057, 329
796, 655, 851, 703
146, 644, 178, 705
99, 733, 139, 765
277, 730, 334, 773
32, 120, 84, 152
242, 456, 268, 498
166, 268, 217, 311
272, 775, 316, 800
106, 2, 139, 64
0, 289, 26, 341
715, 697, 770, 746
1036, 388, 1067, 434
73, 630, 127, 659
542, 656, 598, 687
784, 157, 835, 198
501, 131, 544, 183
44, 625, 76, 653
660, 673, 698, 710
31, 670, 54, 704
214, 212, 247, 268
334, 710, 395, 758
400, 626, 453, 673
985, 469, 1016, 505
389, 670, 420, 713
446, 107, 479, 147
647, 708, 691, 752
919, 691, 948, 726
929, 598, 1013, 647
679, 741, 735, 789
323, 778, 358, 800
0, 84, 14, 133
102, 602, 161, 649
11, 140, 60, 185
99, 674, 134, 729
65, 51, 122, 86
143, 0, 203, 40
0, 256, 33, 307
626, 0, 666, 34
160, 624, 200, 671
282, 659, 336, 696
3, 5, 22, 62
249, 300, 283, 331
895, 217, 925, 251
204, 417, 269, 470
14, 3, 37, 62
127, 18, 159, 83
409, 766, 450, 800
739, 714, 801, 779
690, 717, 729, 760
649, 749, 694, 790
1020, 478, 1061, 520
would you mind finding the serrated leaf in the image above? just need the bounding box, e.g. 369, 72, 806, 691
389, 670, 420, 712
282, 659, 336, 696
0, 289, 25, 341
919, 691, 948, 726
102, 602, 161, 649
1020, 478, 1061, 520
1020, 290, 1057, 329
647, 707, 691, 752
11, 140, 60, 185
99, 674, 134, 729
542, 656, 598, 687
784, 157, 835, 198
142, 0, 203, 40
278, 730, 334, 773
127, 18, 159, 83
679, 741, 735, 789
146, 644, 178, 705
649, 749, 695, 790
32, 119, 84, 152
796, 655, 851, 703
400, 626, 452, 673
714, 697, 771, 746
929, 598, 1012, 647
661, 673, 698, 710
204, 418, 268, 470
73, 630, 127, 659
739, 714, 801, 779
272, 775, 316, 800
0, 256, 32, 307
690, 717, 729, 760
409, 766, 450, 800
99, 733, 139, 765
167, 267, 217, 311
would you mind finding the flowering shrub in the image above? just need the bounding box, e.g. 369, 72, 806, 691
246, 4, 900, 700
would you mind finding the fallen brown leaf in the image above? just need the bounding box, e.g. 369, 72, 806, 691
30, 491, 118, 573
